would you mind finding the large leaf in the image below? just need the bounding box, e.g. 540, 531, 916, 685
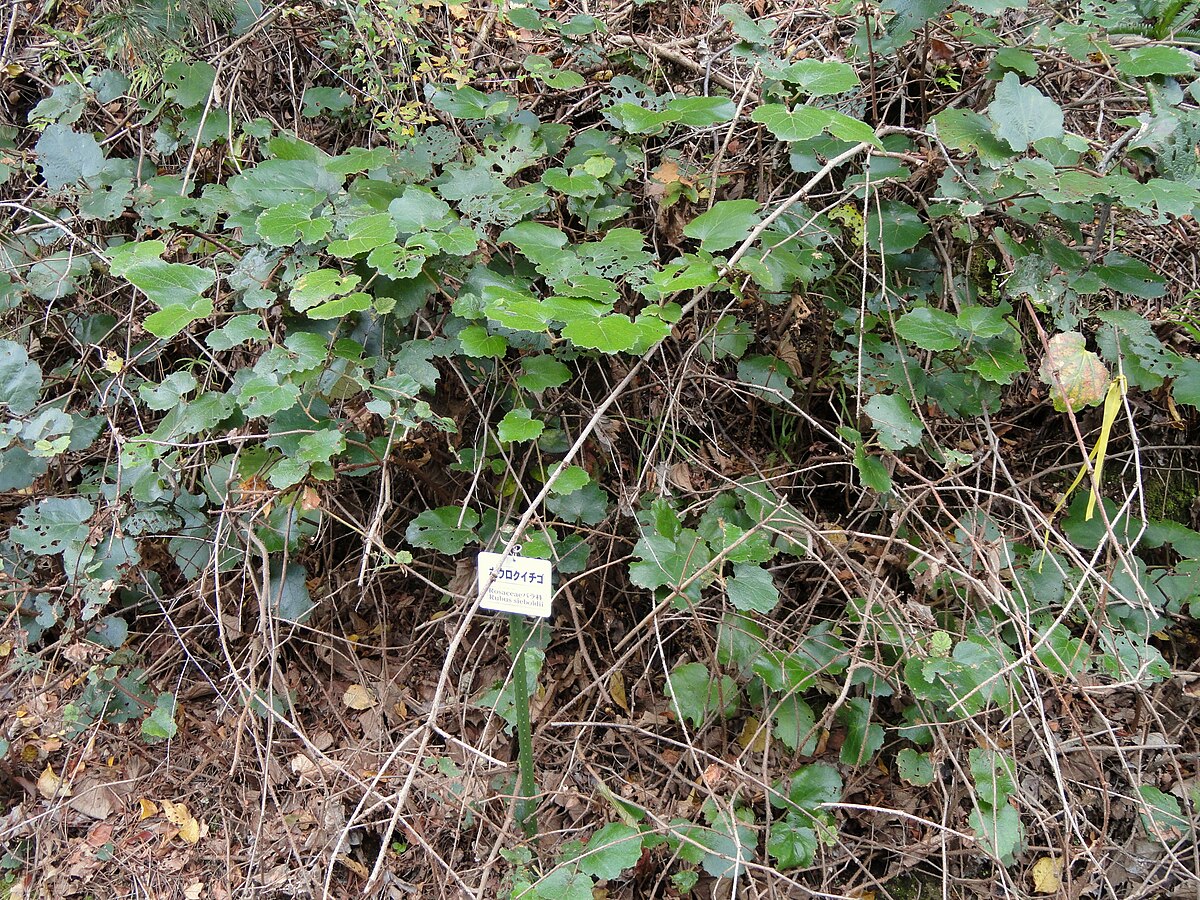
405, 506, 480, 554
683, 199, 761, 252
108, 241, 215, 309
578, 823, 643, 880
987, 73, 1064, 151
865, 393, 924, 450
665, 662, 739, 727
0, 341, 44, 416
1038, 332, 1108, 412
35, 125, 105, 190
895, 307, 960, 350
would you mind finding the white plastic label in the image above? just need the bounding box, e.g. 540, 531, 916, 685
477, 551, 553, 618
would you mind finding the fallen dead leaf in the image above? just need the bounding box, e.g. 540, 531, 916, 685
184, 881, 205, 899
343, 683, 377, 710
1031, 856, 1063, 894
37, 766, 71, 799
138, 798, 159, 820
738, 716, 769, 754
609, 670, 629, 715
161, 799, 203, 844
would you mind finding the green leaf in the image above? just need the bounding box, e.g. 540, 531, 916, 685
141, 693, 179, 742
517, 355, 571, 392
718, 1, 777, 44
144, 298, 214, 338
405, 506, 480, 554
164, 60, 216, 107
0, 341, 44, 415
737, 355, 794, 403
270, 557, 315, 623
547, 482, 609, 526
305, 291, 371, 320
864, 200, 927, 255
896, 748, 935, 786
328, 213, 398, 258
854, 444, 892, 492
1138, 785, 1189, 843
389, 186, 456, 232
1093, 252, 1165, 299
682, 199, 761, 252
969, 749, 1016, 807
987, 72, 1064, 151
751, 104, 831, 142
108, 240, 216, 309
666, 96, 737, 126
547, 463, 590, 495
1038, 331, 1109, 412
35, 124, 105, 189
458, 324, 508, 357
767, 817, 818, 869
725, 563, 780, 613
497, 408, 545, 442
957, 305, 1010, 339
238, 374, 300, 418
290, 270, 360, 312
778, 763, 842, 812
561, 314, 642, 353
256, 202, 331, 247
301, 86, 353, 116
968, 802, 1023, 865
837, 697, 884, 766
579, 823, 643, 880
139, 372, 197, 411
773, 696, 816, 753
665, 662, 739, 727
1118, 47, 1195, 77
771, 59, 859, 95
11, 497, 93, 555
629, 529, 713, 601
895, 307, 960, 350
865, 393, 923, 451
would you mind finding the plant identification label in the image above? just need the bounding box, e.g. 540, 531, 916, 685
477, 551, 552, 617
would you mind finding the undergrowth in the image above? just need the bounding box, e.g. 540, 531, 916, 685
1, 0, 1200, 897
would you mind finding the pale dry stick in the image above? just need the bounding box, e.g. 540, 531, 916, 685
607, 34, 755, 99
707, 64, 760, 210
360, 139, 878, 893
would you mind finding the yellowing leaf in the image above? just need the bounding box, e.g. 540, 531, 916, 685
609, 670, 629, 714
138, 797, 159, 820
738, 716, 769, 753
1039, 331, 1109, 413
161, 798, 203, 843
37, 765, 71, 799
343, 683, 378, 710
1031, 856, 1063, 894
103, 351, 124, 374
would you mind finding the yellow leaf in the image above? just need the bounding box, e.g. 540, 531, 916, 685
609, 670, 629, 714
138, 798, 159, 820
161, 798, 202, 843
1031, 856, 1063, 894
738, 716, 768, 753
103, 351, 124, 374
37, 766, 71, 799
178, 815, 201, 844
343, 684, 377, 710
